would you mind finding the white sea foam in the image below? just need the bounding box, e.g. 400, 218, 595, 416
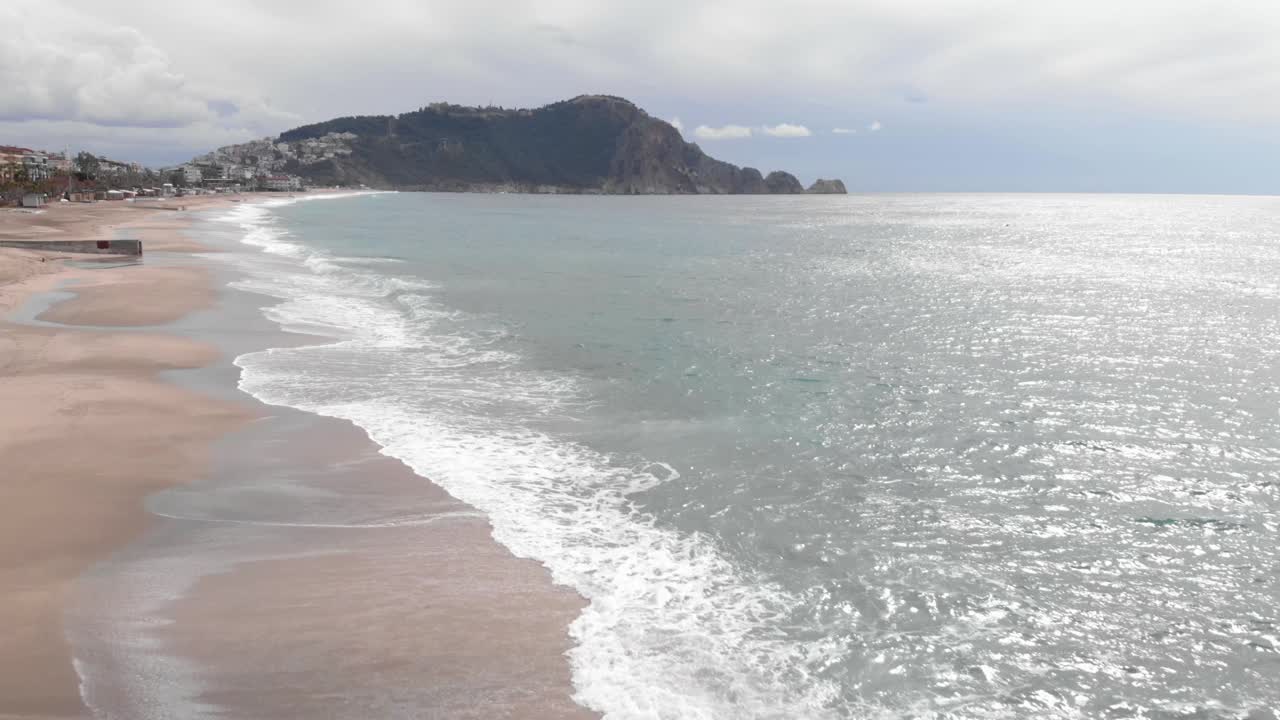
222, 196, 843, 719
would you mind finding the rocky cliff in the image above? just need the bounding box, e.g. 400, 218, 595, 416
215, 95, 842, 194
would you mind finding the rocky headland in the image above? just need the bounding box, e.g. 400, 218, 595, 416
197, 96, 846, 195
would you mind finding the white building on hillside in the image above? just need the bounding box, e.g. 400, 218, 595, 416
263, 174, 302, 192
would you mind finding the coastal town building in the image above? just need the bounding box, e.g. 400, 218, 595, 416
3, 143, 177, 206
1, 146, 54, 182
194, 162, 226, 180
71, 153, 142, 179
97, 158, 134, 176
263, 174, 303, 192
0, 146, 28, 182
21, 151, 51, 181
0, 146, 29, 166
3, 137, 296, 206
158, 164, 203, 185
194, 132, 355, 176
4, 145, 149, 191
48, 152, 72, 173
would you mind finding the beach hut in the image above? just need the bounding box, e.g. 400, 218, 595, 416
20, 193, 44, 208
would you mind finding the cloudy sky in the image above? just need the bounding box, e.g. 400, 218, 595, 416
4, 0, 1279, 192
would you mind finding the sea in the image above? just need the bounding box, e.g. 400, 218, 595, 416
213, 191, 1280, 719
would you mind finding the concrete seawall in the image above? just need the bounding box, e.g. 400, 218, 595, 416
0, 239, 143, 256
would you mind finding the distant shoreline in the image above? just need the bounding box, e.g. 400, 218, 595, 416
320, 184, 850, 195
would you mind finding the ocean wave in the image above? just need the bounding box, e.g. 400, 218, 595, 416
223, 198, 842, 719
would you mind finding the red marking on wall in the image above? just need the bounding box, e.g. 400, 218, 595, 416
97, 240, 109, 250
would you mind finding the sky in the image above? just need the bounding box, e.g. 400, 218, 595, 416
3, 0, 1280, 193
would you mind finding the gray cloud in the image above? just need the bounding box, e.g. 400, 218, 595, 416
4, 0, 1279, 165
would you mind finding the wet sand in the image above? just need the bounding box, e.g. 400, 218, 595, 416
148, 411, 593, 720
37, 265, 216, 327
0, 262, 250, 717
0, 197, 595, 719
0, 198, 253, 717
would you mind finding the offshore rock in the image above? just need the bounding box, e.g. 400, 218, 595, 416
807, 178, 847, 194
763, 171, 804, 194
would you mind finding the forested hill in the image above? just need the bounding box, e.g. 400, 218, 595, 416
220, 95, 846, 194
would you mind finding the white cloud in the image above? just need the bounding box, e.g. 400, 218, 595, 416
832, 127, 857, 134
761, 123, 812, 137
868, 121, 883, 132
0, 20, 201, 126
694, 124, 753, 140
0, 0, 295, 153
669, 117, 684, 132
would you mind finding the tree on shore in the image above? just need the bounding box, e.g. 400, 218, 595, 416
74, 151, 100, 180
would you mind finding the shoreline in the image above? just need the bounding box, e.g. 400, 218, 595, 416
0, 197, 255, 717
0, 195, 595, 719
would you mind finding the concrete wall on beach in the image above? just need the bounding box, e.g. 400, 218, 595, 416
0, 239, 142, 256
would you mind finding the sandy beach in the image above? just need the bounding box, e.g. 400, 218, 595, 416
0, 198, 254, 718
0, 196, 595, 719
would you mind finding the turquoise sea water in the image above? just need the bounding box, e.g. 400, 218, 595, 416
222, 192, 1280, 719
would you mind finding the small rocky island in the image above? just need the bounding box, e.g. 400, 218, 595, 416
198, 95, 846, 195
807, 179, 848, 194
